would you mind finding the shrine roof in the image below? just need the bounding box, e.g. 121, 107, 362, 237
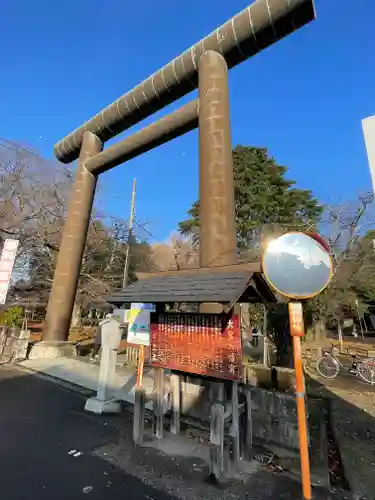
106, 262, 277, 306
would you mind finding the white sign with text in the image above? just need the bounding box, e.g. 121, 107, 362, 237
0, 239, 19, 305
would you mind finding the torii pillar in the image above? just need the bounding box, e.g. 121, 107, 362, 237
198, 51, 237, 313
30, 132, 102, 358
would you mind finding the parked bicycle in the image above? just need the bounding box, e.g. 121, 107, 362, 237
316, 350, 375, 384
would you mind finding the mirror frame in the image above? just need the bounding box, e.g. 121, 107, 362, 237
261, 231, 334, 300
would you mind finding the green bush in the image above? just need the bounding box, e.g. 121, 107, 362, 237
0, 306, 23, 327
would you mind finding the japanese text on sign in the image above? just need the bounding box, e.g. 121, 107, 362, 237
0, 239, 19, 305
288, 302, 305, 337
150, 313, 242, 381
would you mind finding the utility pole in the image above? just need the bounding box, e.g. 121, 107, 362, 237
122, 179, 136, 289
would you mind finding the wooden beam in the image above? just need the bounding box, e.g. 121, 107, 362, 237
244, 389, 253, 460
170, 373, 181, 435
230, 381, 240, 469
133, 387, 146, 445
209, 403, 225, 482
153, 367, 165, 439
248, 275, 277, 305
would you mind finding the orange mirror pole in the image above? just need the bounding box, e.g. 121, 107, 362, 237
288, 302, 312, 500
136, 345, 145, 387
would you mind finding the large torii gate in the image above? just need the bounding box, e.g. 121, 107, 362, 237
40, 0, 316, 349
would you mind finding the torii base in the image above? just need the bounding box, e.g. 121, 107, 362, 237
28, 341, 76, 360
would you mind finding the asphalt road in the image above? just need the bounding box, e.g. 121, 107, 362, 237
0, 366, 175, 500
0, 366, 348, 500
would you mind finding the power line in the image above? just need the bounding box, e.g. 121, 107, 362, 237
0, 138, 51, 163
102, 188, 171, 247
134, 219, 164, 244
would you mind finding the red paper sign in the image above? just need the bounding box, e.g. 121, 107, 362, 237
150, 313, 242, 381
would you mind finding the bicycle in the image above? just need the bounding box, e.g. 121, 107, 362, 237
316, 350, 375, 384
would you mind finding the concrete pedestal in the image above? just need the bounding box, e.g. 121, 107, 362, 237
84, 397, 122, 414
28, 341, 76, 360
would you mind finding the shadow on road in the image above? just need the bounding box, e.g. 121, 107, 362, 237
0, 365, 345, 500
4, 359, 374, 499
0, 366, 176, 500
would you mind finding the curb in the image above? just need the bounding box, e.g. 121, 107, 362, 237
12, 362, 96, 399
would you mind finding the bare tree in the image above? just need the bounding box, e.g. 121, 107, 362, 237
0, 140, 72, 278
1, 140, 154, 326
151, 232, 198, 271
306, 193, 375, 340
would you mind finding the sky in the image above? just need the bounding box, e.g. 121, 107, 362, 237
267, 233, 332, 269
1, 0, 374, 243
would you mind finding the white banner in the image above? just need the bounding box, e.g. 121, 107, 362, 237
0, 239, 19, 305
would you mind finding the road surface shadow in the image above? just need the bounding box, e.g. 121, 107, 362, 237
0, 366, 176, 500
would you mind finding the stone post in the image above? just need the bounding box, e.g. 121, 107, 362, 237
85, 318, 122, 414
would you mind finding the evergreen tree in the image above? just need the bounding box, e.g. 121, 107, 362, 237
179, 145, 322, 251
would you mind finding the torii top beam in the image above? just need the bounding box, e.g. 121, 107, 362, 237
54, 0, 315, 164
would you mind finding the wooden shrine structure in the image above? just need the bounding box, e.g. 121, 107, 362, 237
107, 261, 277, 480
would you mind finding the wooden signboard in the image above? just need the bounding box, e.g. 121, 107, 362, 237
150, 313, 242, 381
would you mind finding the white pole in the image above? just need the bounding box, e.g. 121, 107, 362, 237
362, 115, 375, 195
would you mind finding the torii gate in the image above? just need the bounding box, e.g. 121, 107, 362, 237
38, 0, 316, 352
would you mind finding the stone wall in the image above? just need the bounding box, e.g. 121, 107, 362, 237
180, 375, 224, 422
244, 364, 296, 392
0, 326, 30, 362
251, 388, 299, 450
176, 367, 301, 450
